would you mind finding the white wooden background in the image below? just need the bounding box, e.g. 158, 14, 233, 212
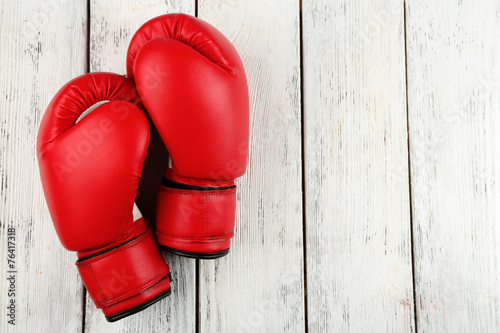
0, 0, 499, 332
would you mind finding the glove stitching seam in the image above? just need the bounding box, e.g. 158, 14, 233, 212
159, 187, 235, 196
86, 265, 106, 308
77, 231, 151, 266
204, 196, 207, 238
100, 269, 169, 307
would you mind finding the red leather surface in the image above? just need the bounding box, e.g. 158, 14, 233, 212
156, 184, 236, 253
37, 73, 148, 252
77, 227, 169, 309
101, 273, 171, 318
127, 14, 249, 254
37, 73, 170, 318
128, 14, 249, 181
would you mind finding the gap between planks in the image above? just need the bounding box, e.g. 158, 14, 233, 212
403, 1, 419, 332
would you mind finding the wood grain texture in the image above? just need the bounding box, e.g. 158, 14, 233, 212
198, 1, 305, 332
3, 0, 500, 331
85, 1, 197, 332
302, 0, 415, 331
0, 0, 87, 332
89, 0, 195, 76
406, 1, 500, 331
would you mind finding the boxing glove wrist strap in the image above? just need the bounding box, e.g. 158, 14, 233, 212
155, 180, 237, 256
161, 178, 236, 191
76, 229, 169, 309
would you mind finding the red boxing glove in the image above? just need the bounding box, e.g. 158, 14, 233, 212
127, 14, 249, 259
37, 73, 171, 321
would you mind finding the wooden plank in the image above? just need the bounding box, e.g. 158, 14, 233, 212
84, 1, 197, 332
0, 0, 87, 331
406, 1, 500, 331
198, 1, 305, 332
303, 0, 415, 331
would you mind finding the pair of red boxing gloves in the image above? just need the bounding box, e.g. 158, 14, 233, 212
36, 14, 248, 322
